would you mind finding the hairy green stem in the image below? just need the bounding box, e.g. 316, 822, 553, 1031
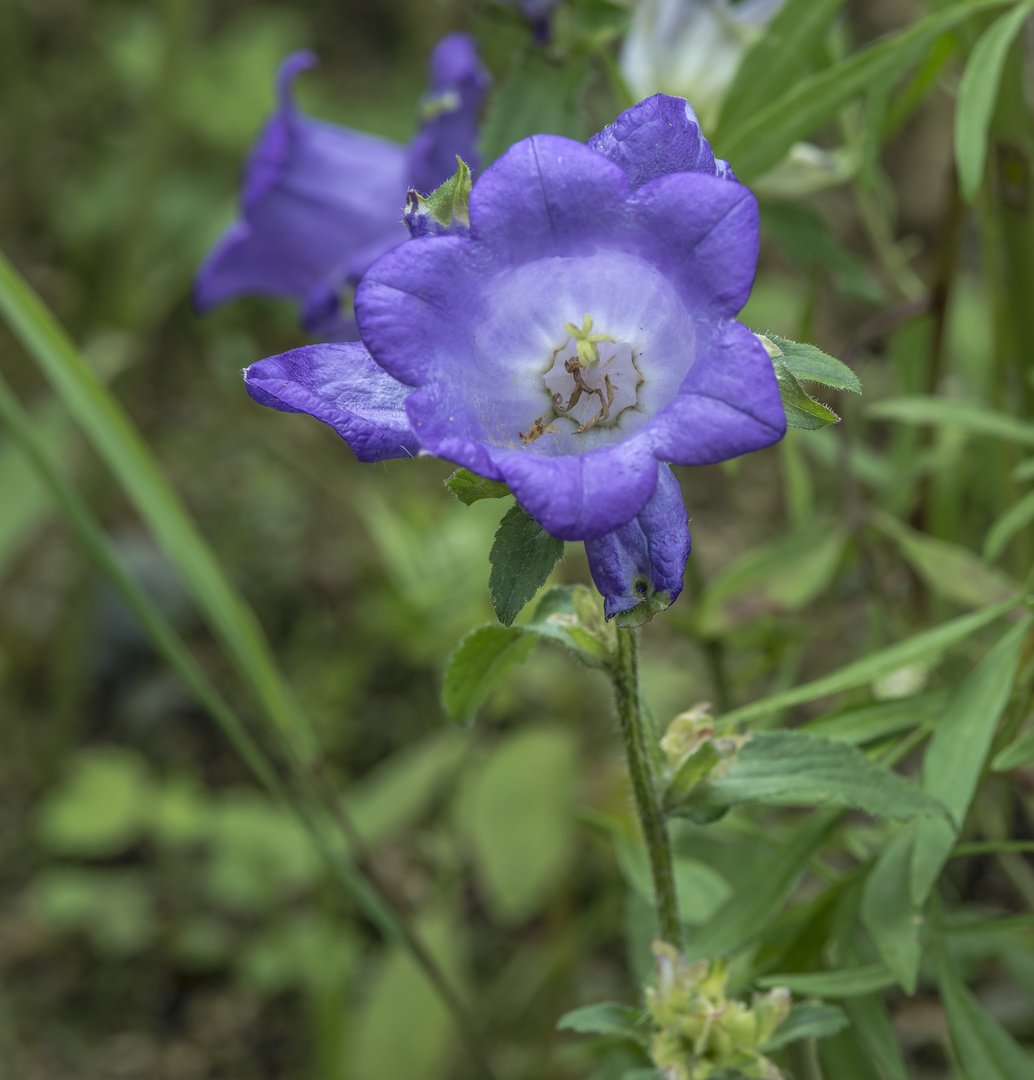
611, 628, 682, 948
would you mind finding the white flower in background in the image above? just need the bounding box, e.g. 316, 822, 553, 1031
620, 0, 786, 133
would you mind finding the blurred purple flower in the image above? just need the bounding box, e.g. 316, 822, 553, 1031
194, 33, 489, 340
244, 95, 785, 619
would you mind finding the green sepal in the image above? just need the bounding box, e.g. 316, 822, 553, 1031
444, 467, 511, 506
757, 332, 860, 431
406, 157, 472, 233
615, 589, 673, 629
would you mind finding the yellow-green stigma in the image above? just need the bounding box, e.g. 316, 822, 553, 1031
563, 313, 612, 366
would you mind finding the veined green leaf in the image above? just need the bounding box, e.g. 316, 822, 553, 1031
719, 0, 1010, 179
984, 487, 1034, 562
756, 964, 896, 998
685, 809, 838, 960
690, 731, 947, 821
868, 394, 1034, 445
935, 938, 1034, 1080
766, 335, 862, 394
557, 1002, 649, 1045
872, 511, 1020, 608
773, 360, 841, 430
441, 624, 536, 726
719, 596, 1021, 727
956, 2, 1034, 204
488, 503, 565, 627
444, 467, 511, 506
717, 0, 848, 140
761, 1001, 849, 1052
861, 822, 923, 993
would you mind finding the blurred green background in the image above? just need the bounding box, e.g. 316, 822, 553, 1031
2, 1, 1033, 1078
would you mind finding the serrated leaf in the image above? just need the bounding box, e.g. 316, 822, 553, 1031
691, 731, 948, 822
719, 596, 1021, 727
444, 467, 511, 506
767, 335, 862, 394
557, 1002, 649, 1045
868, 395, 1034, 445
935, 938, 1034, 1080
756, 964, 896, 998
955, 2, 1034, 204
861, 823, 923, 993
441, 624, 536, 725
773, 361, 841, 430
488, 504, 565, 627
761, 1001, 849, 1052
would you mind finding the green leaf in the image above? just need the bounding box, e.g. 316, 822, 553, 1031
861, 823, 923, 993
444, 467, 511, 506
407, 156, 472, 231
935, 938, 1034, 1080
718, 0, 1011, 180
873, 512, 1021, 608
480, 50, 590, 165
464, 727, 577, 923
819, 1028, 885, 1080
985, 487, 1034, 562
686, 809, 838, 960
766, 335, 862, 394
557, 1002, 649, 1045
955, 2, 1034, 204
441, 624, 536, 725
868, 394, 1034, 445
761, 1001, 849, 1052
717, 0, 848, 141
690, 731, 948, 822
772, 360, 841, 430
801, 690, 951, 746
488, 503, 565, 627
994, 717, 1034, 771
523, 584, 613, 668
756, 964, 896, 998
719, 596, 1021, 727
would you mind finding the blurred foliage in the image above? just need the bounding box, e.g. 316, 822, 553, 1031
3, 1, 1034, 1079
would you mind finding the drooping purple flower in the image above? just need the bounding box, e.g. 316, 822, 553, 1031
243, 95, 786, 618
194, 33, 489, 341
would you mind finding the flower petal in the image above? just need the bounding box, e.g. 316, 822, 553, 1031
498, 439, 659, 541
468, 135, 631, 263
587, 94, 726, 188
407, 33, 490, 195
651, 320, 786, 465
629, 171, 759, 317
584, 463, 690, 618
244, 342, 419, 462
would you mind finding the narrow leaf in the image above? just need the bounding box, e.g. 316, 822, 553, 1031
956, 3, 1034, 203
719, 596, 1021, 727
717, 0, 849, 139
693, 731, 948, 822
761, 1001, 849, 1052
488, 504, 565, 627
767, 335, 862, 394
985, 487, 1034, 562
801, 690, 951, 746
444, 467, 511, 506
686, 809, 838, 960
994, 722, 1034, 771
935, 939, 1034, 1080
868, 395, 1034, 446
557, 1002, 649, 1045
441, 624, 536, 725
756, 964, 896, 998
719, 1, 1009, 179
861, 823, 923, 993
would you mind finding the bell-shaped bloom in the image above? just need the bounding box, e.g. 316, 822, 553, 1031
243, 95, 786, 618
194, 33, 489, 340
621, 0, 786, 132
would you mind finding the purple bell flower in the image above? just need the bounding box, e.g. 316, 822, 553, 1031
194, 33, 489, 341
243, 95, 786, 618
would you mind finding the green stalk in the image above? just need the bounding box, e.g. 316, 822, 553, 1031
610, 628, 682, 948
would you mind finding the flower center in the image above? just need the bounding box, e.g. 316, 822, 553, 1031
539, 315, 641, 437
